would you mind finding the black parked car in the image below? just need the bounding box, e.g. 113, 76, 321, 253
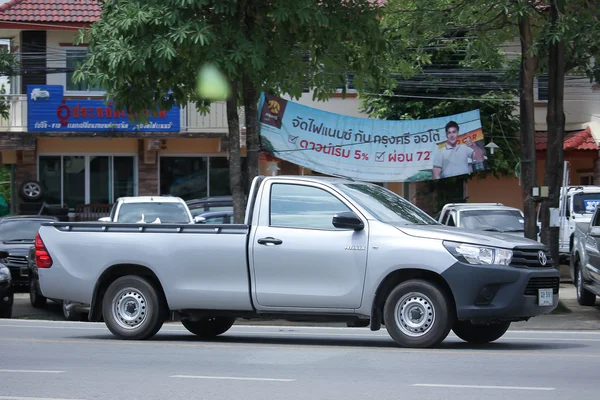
0, 215, 59, 290
0, 250, 13, 318
186, 196, 233, 217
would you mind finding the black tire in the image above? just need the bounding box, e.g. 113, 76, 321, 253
383, 279, 454, 348
0, 305, 11, 319
62, 300, 84, 321
576, 263, 596, 306
19, 180, 44, 202
29, 278, 47, 308
102, 275, 166, 340
181, 317, 236, 338
452, 321, 511, 344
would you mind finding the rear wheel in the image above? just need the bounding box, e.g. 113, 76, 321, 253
29, 278, 47, 308
383, 279, 454, 348
576, 264, 596, 306
181, 317, 236, 338
452, 321, 510, 344
102, 275, 166, 340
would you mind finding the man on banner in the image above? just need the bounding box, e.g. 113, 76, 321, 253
432, 121, 486, 179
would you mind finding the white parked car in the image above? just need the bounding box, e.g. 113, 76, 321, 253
438, 202, 525, 236
98, 196, 202, 224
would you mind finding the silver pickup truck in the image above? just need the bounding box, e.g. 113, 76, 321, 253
35, 175, 560, 348
570, 206, 600, 306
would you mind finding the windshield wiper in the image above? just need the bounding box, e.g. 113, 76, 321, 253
503, 229, 525, 233
482, 228, 502, 232
3, 238, 34, 242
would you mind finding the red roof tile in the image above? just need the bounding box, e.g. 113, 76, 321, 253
0, 0, 101, 23
535, 127, 598, 151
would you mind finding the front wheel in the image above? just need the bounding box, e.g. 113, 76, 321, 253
181, 317, 236, 339
452, 321, 510, 344
29, 278, 47, 308
102, 275, 166, 340
383, 279, 454, 348
576, 264, 596, 306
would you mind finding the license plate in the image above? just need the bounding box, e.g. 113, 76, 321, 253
538, 288, 553, 306
20, 267, 29, 277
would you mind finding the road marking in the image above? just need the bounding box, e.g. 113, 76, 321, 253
170, 375, 295, 382
0, 370, 64, 374
412, 384, 555, 391
1, 336, 600, 359
0, 397, 86, 400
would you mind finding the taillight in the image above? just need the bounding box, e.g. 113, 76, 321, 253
35, 233, 53, 268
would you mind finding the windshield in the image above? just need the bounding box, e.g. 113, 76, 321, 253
0, 220, 47, 242
572, 193, 600, 214
117, 202, 191, 223
460, 209, 524, 232
335, 183, 438, 225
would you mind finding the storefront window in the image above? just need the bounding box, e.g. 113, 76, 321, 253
38, 155, 136, 208
38, 156, 61, 204
159, 156, 247, 200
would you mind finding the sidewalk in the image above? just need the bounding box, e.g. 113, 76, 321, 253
511, 282, 600, 330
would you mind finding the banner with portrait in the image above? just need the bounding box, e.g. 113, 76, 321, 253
258, 93, 489, 182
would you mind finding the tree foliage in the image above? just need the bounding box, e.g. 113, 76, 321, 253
74, 0, 393, 222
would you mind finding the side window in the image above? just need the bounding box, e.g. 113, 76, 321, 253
593, 209, 600, 227
270, 183, 353, 230
447, 213, 456, 227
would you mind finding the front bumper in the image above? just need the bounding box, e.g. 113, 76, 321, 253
0, 281, 14, 311
441, 261, 561, 323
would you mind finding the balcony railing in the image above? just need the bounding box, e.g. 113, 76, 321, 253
0, 94, 231, 134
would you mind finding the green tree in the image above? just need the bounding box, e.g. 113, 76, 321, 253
74, 0, 392, 222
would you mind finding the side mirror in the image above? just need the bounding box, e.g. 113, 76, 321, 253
0, 251, 8, 259
332, 211, 364, 231
193, 216, 206, 224
98, 217, 111, 222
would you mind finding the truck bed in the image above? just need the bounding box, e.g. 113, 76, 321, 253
36, 222, 254, 311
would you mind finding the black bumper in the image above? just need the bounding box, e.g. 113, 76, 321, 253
441, 261, 561, 323
0, 281, 14, 311
7, 265, 29, 288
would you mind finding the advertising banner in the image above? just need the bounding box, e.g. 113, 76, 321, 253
27, 85, 180, 133
258, 93, 489, 182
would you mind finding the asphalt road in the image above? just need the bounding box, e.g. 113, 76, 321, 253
0, 320, 598, 400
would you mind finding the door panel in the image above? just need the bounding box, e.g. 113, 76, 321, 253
251, 183, 368, 309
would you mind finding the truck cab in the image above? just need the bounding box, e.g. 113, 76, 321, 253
438, 203, 525, 236
537, 185, 600, 262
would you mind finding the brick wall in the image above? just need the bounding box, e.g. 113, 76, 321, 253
138, 141, 159, 196
15, 150, 38, 211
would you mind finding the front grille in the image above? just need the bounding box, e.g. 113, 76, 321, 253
524, 277, 560, 296
6, 255, 27, 266
511, 247, 554, 268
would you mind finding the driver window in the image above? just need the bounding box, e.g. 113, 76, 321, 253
593, 209, 600, 227
447, 213, 456, 227
270, 183, 353, 230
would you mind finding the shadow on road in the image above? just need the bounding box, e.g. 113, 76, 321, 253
68, 332, 589, 352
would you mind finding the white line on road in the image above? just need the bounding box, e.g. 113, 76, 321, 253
412, 384, 555, 391
0, 397, 86, 400
0, 370, 65, 374
170, 375, 296, 382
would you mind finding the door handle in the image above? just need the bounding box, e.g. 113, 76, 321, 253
257, 237, 283, 245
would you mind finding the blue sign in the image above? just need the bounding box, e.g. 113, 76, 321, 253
584, 199, 600, 213
27, 85, 180, 132
258, 93, 488, 182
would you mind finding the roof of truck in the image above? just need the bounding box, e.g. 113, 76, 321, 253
116, 196, 186, 204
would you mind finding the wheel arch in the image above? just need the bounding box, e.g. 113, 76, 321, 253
369, 268, 457, 331
89, 263, 168, 322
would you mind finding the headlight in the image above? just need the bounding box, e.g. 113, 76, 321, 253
0, 266, 10, 282
443, 241, 513, 266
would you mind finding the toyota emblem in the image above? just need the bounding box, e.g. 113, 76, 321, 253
538, 250, 548, 266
